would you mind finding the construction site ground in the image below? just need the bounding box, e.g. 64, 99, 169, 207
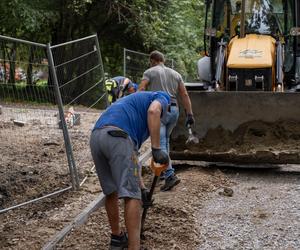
1, 105, 300, 249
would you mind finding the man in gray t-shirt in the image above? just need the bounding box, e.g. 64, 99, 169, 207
139, 50, 195, 191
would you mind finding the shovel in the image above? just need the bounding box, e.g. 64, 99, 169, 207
140, 159, 168, 239
186, 124, 199, 145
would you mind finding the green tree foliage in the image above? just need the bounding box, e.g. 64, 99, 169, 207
131, 0, 205, 80
0, 0, 56, 41
0, 0, 205, 80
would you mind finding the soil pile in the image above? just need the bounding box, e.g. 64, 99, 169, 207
172, 120, 300, 163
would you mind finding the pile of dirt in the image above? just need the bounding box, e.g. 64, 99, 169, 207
172, 120, 300, 163
58, 165, 233, 249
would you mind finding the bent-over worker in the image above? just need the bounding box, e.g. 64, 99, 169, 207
90, 91, 170, 249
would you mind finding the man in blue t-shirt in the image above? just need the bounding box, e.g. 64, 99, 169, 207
105, 76, 138, 105
90, 91, 170, 249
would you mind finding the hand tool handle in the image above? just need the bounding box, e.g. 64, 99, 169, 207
140, 175, 158, 236
140, 159, 167, 236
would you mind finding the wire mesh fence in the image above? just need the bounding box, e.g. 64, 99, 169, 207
48, 34, 105, 188
0, 34, 105, 213
123, 48, 175, 83
0, 36, 74, 213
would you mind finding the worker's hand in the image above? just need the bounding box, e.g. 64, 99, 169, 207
119, 84, 125, 91
151, 148, 169, 165
141, 188, 154, 208
185, 113, 195, 127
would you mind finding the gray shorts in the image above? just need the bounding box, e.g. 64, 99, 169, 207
90, 127, 141, 200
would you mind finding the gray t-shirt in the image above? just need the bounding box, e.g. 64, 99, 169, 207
142, 64, 183, 102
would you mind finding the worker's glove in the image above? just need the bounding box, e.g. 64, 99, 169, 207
119, 84, 124, 91
141, 188, 154, 209
151, 148, 169, 165
185, 114, 195, 127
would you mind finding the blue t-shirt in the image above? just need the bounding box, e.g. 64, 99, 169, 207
94, 91, 170, 149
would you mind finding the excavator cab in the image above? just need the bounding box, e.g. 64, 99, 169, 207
199, 0, 300, 91
170, 0, 300, 164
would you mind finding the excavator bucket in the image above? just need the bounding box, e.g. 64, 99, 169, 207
170, 91, 300, 164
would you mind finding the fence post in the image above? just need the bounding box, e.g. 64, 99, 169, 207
94, 34, 108, 108
46, 43, 80, 190
123, 48, 126, 77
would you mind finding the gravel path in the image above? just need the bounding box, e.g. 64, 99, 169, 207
197, 165, 300, 250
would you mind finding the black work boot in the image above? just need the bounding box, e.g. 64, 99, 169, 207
110, 232, 128, 250
160, 174, 181, 191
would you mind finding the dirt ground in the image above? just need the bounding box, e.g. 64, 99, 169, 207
0, 102, 232, 249
0, 104, 100, 249
58, 163, 232, 250
0, 105, 98, 208
1, 104, 300, 250
197, 165, 300, 250
0, 101, 232, 250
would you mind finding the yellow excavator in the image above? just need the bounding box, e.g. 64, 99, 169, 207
170, 0, 300, 164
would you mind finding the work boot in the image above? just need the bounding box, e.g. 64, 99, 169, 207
160, 174, 181, 192
110, 232, 128, 250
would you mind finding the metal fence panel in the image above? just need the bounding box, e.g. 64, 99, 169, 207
49, 35, 105, 187
0, 34, 105, 213
0, 36, 73, 213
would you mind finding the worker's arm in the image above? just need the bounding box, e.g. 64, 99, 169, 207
118, 78, 131, 98
178, 81, 195, 127
178, 81, 193, 115
147, 100, 161, 148
147, 100, 169, 165
122, 78, 131, 87
138, 79, 149, 91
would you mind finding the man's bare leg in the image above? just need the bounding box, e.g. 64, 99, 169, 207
105, 192, 121, 235
124, 198, 141, 250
